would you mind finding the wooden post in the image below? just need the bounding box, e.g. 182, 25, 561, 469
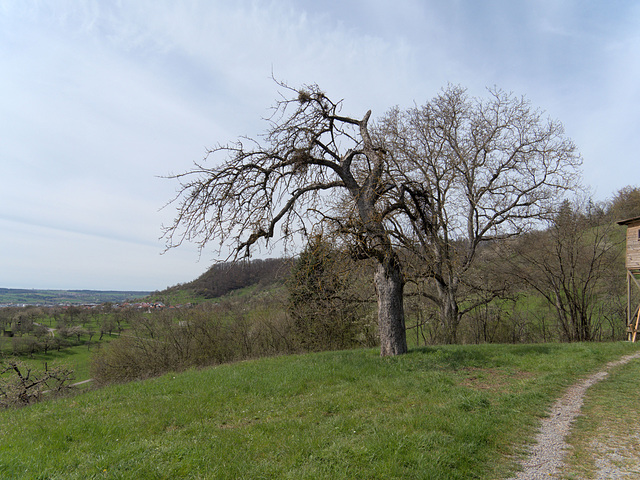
628, 274, 640, 342
633, 308, 640, 343
628, 271, 632, 334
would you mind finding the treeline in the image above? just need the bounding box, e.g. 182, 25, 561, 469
91, 291, 379, 384
255, 186, 638, 349
91, 186, 638, 384
364, 186, 638, 345
92, 248, 381, 383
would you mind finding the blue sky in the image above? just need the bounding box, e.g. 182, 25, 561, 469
1, 0, 638, 291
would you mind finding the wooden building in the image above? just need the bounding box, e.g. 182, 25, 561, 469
617, 215, 640, 341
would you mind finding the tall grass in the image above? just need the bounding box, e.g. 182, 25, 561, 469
1, 342, 638, 479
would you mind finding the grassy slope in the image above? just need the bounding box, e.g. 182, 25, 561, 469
1, 342, 639, 480
146, 288, 209, 306
16, 345, 93, 381
18, 341, 112, 383
561, 354, 640, 479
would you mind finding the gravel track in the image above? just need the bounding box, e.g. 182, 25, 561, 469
591, 430, 640, 479
508, 352, 640, 480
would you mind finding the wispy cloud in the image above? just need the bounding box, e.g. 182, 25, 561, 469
1, 0, 638, 289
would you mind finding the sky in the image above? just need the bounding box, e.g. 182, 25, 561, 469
1, 0, 639, 291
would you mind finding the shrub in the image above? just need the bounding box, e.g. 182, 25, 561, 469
91, 302, 291, 384
286, 237, 377, 352
0, 358, 74, 408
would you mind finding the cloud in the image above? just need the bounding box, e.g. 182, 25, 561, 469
1, 0, 638, 290
0, 217, 203, 291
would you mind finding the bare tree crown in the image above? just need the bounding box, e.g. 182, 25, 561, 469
163, 82, 397, 262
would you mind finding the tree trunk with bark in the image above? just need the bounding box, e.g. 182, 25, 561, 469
439, 291, 460, 344
374, 254, 407, 356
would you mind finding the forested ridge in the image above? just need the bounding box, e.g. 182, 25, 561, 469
154, 258, 293, 300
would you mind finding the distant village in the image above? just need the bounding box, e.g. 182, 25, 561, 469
0, 301, 193, 311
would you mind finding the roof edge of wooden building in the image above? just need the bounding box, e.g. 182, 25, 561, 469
617, 215, 640, 226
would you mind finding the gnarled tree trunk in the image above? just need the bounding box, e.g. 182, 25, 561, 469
375, 254, 407, 356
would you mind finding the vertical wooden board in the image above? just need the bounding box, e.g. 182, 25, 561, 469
625, 223, 640, 271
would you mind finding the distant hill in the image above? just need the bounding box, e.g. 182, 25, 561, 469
154, 258, 293, 303
0, 288, 151, 306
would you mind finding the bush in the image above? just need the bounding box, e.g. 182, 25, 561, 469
92, 247, 379, 386
91, 299, 298, 384
286, 237, 377, 352
0, 359, 74, 408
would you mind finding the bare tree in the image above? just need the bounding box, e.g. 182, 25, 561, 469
506, 198, 623, 341
164, 83, 581, 350
607, 185, 640, 221
164, 83, 407, 355
378, 85, 582, 343
0, 359, 74, 408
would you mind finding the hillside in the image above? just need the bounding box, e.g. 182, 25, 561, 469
151, 258, 292, 304
0, 260, 290, 307
1, 342, 639, 479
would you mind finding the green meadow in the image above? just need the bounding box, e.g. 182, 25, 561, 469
1, 341, 639, 479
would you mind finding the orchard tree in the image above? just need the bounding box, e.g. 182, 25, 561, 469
1, 359, 74, 408
164, 83, 407, 356
378, 86, 582, 343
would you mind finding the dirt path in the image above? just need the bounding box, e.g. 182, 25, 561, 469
33, 322, 56, 337
508, 352, 640, 480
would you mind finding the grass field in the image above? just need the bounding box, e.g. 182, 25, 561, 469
1, 327, 118, 384
1, 341, 639, 479
561, 353, 640, 479
17, 342, 106, 383
1, 307, 131, 379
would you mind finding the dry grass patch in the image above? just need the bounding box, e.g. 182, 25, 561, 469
458, 367, 536, 393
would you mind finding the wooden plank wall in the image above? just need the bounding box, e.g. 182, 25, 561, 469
626, 222, 640, 271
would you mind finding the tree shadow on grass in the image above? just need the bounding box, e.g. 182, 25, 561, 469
403, 344, 560, 371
